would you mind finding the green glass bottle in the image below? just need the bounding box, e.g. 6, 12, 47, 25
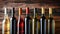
48, 8, 55, 34
32, 8, 39, 34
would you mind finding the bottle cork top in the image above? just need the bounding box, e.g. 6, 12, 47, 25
4, 7, 7, 15
26, 7, 29, 14
19, 8, 22, 15
34, 8, 37, 18
13, 8, 15, 14
49, 8, 52, 14
41, 7, 45, 14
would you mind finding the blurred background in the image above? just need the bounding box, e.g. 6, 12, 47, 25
0, 0, 60, 34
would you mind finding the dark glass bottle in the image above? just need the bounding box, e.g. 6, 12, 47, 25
18, 8, 25, 34
25, 7, 31, 34
40, 7, 46, 34
48, 8, 55, 34
10, 8, 17, 34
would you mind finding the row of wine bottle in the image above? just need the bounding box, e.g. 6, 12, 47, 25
2, 7, 55, 34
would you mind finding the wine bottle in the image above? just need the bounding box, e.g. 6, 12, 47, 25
10, 8, 17, 34
2, 7, 10, 34
18, 8, 25, 34
40, 7, 46, 34
32, 8, 39, 34
25, 7, 31, 34
48, 8, 55, 34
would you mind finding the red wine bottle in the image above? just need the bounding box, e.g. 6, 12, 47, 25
40, 7, 46, 34
25, 7, 31, 34
48, 8, 55, 34
18, 8, 25, 34
10, 8, 17, 34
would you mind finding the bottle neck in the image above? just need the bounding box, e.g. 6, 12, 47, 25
49, 8, 52, 18
19, 8, 22, 16
42, 7, 45, 14
26, 13, 29, 17
26, 7, 29, 17
13, 13, 15, 17
6, 15, 8, 19
33, 12, 38, 18
4, 7, 8, 19
49, 14, 53, 18
34, 8, 37, 18
12, 8, 15, 17
34, 12, 35, 18
41, 7, 45, 16
35, 13, 38, 18
4, 14, 8, 19
41, 14, 45, 16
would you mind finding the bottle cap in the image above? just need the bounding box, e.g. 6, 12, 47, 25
19, 8, 22, 15
4, 7, 7, 15
26, 7, 29, 14
41, 7, 45, 14
49, 8, 52, 14
34, 8, 37, 18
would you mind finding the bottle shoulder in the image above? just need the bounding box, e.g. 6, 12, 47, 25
48, 17, 53, 20
2, 19, 5, 24
26, 16, 32, 19
41, 16, 46, 19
